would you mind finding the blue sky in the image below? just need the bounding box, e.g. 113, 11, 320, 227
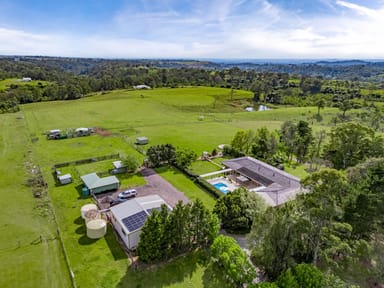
0, 0, 383, 58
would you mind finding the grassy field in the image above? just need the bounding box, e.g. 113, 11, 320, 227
0, 112, 71, 288
0, 78, 49, 92
1, 86, 348, 287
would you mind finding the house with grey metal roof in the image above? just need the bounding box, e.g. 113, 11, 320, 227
80, 173, 119, 194
222, 156, 301, 206
109, 195, 170, 250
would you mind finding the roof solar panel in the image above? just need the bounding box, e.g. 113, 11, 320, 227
122, 210, 148, 232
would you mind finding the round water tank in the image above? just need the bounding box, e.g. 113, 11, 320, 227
86, 219, 107, 239
84, 209, 100, 222
81, 203, 98, 219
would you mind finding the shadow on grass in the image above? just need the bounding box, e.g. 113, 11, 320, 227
104, 224, 127, 260
74, 216, 83, 225
116, 250, 201, 288
78, 235, 99, 245
75, 225, 85, 235
202, 262, 231, 288
75, 184, 89, 199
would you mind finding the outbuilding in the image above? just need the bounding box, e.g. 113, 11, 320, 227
80, 173, 119, 195
135, 136, 148, 145
110, 195, 170, 250
111, 160, 127, 174
58, 173, 72, 185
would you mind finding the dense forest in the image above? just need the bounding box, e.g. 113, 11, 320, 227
1, 56, 384, 113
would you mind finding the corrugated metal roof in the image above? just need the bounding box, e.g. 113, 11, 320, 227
223, 156, 302, 206
81, 173, 119, 189
110, 195, 168, 233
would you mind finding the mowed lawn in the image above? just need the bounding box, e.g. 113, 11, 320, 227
9, 87, 346, 287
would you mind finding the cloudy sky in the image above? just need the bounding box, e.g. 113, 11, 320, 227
0, 0, 383, 59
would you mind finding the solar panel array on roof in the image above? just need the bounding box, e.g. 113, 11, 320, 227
122, 210, 148, 232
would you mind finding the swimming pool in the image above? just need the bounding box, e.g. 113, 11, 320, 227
213, 182, 229, 193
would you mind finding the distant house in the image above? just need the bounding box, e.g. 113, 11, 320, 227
80, 173, 119, 195
22, 77, 32, 82
135, 136, 148, 145
133, 85, 151, 90
110, 195, 171, 250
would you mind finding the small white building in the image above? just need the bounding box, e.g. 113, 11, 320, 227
136, 136, 148, 145
133, 84, 151, 90
109, 195, 170, 250
58, 173, 72, 185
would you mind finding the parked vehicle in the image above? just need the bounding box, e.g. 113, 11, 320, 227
110, 197, 127, 206
118, 189, 137, 199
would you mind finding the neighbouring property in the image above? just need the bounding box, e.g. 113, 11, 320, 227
80, 173, 120, 195
109, 195, 171, 250
203, 156, 301, 206
136, 136, 148, 145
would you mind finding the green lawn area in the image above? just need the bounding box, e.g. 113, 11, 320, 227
190, 160, 222, 175
156, 166, 217, 210
117, 250, 232, 288
3, 86, 352, 287
0, 78, 50, 92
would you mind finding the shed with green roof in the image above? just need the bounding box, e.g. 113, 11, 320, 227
80, 173, 119, 194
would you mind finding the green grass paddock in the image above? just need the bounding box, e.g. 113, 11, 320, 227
2, 86, 350, 287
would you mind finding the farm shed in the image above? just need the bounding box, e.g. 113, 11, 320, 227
57, 173, 72, 185
80, 173, 119, 194
136, 136, 148, 145
110, 195, 170, 250
112, 160, 127, 174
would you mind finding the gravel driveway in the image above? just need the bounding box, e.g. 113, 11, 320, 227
96, 168, 189, 209
137, 168, 190, 207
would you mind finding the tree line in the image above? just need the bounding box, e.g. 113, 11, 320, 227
1, 57, 384, 114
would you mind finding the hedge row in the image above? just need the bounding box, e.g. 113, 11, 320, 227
172, 164, 223, 199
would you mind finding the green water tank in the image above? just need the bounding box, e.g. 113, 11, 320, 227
82, 187, 89, 197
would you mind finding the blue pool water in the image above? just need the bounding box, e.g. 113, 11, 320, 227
213, 182, 229, 194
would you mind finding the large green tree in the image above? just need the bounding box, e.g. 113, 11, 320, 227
299, 169, 351, 265
211, 235, 256, 286
344, 158, 384, 238
231, 130, 255, 154
294, 120, 314, 163
250, 202, 301, 279
323, 123, 384, 169
213, 188, 266, 233
175, 148, 197, 169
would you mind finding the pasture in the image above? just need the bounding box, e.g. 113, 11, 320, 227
1, 86, 345, 287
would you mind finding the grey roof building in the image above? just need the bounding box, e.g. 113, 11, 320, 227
109, 195, 170, 250
223, 157, 301, 206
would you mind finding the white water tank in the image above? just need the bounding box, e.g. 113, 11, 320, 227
86, 219, 107, 239
84, 209, 100, 222
81, 203, 98, 219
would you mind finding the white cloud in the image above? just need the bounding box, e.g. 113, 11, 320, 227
1, 1, 384, 58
